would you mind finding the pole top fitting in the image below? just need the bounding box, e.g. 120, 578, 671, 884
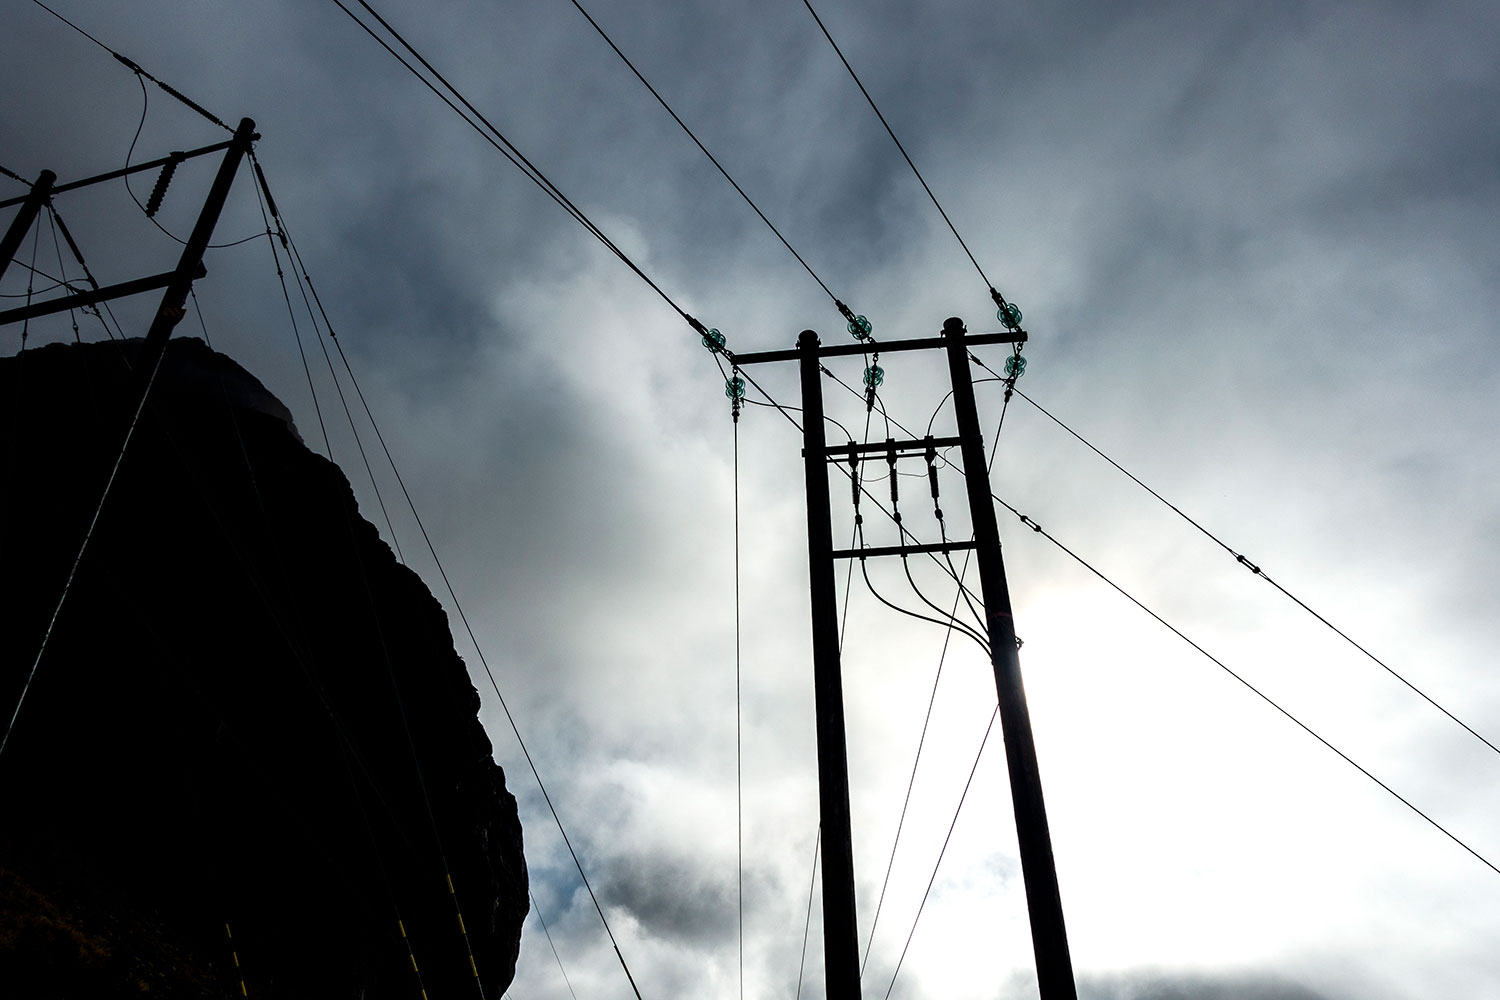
942, 317, 966, 337
798, 329, 820, 349
37, 169, 57, 188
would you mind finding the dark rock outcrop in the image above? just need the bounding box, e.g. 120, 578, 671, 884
0, 337, 526, 997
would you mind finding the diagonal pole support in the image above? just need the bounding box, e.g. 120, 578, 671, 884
0, 170, 56, 286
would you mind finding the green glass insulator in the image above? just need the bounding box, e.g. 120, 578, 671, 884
863, 364, 885, 388
997, 302, 1023, 330
1004, 354, 1027, 378
724, 376, 746, 400
847, 314, 872, 340
702, 327, 726, 353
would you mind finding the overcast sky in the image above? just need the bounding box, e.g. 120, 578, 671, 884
4, 1, 1499, 999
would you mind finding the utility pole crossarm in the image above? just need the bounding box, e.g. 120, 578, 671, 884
733, 329, 1025, 366
0, 137, 243, 210
831, 540, 976, 560
0, 267, 202, 328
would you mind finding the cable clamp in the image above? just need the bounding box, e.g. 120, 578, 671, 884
1019, 513, 1042, 533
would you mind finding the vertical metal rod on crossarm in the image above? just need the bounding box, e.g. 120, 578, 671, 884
941, 316, 1077, 1000
797, 329, 863, 1000
0, 170, 56, 286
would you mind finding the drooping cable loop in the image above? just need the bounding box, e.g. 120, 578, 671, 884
855, 523, 990, 658
897, 552, 990, 654
117, 76, 259, 249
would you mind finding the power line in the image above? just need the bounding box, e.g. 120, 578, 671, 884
976, 367, 1500, 763
563, 0, 872, 333
798, 0, 1020, 322
27, 0, 111, 54
334, 0, 702, 341
793, 827, 820, 1000
1, 340, 169, 760
29, 0, 232, 132
256, 164, 648, 999
881, 705, 997, 1000
118, 74, 260, 249
860, 383, 1014, 974
253, 178, 488, 995
528, 891, 580, 1000
993, 497, 1500, 878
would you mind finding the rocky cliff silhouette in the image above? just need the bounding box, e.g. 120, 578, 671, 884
0, 337, 527, 997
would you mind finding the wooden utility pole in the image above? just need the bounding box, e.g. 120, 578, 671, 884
735, 316, 1074, 999
796, 328, 862, 1000
941, 317, 1076, 1000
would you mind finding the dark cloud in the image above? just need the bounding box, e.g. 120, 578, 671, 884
1078, 970, 1341, 1000
596, 848, 737, 946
